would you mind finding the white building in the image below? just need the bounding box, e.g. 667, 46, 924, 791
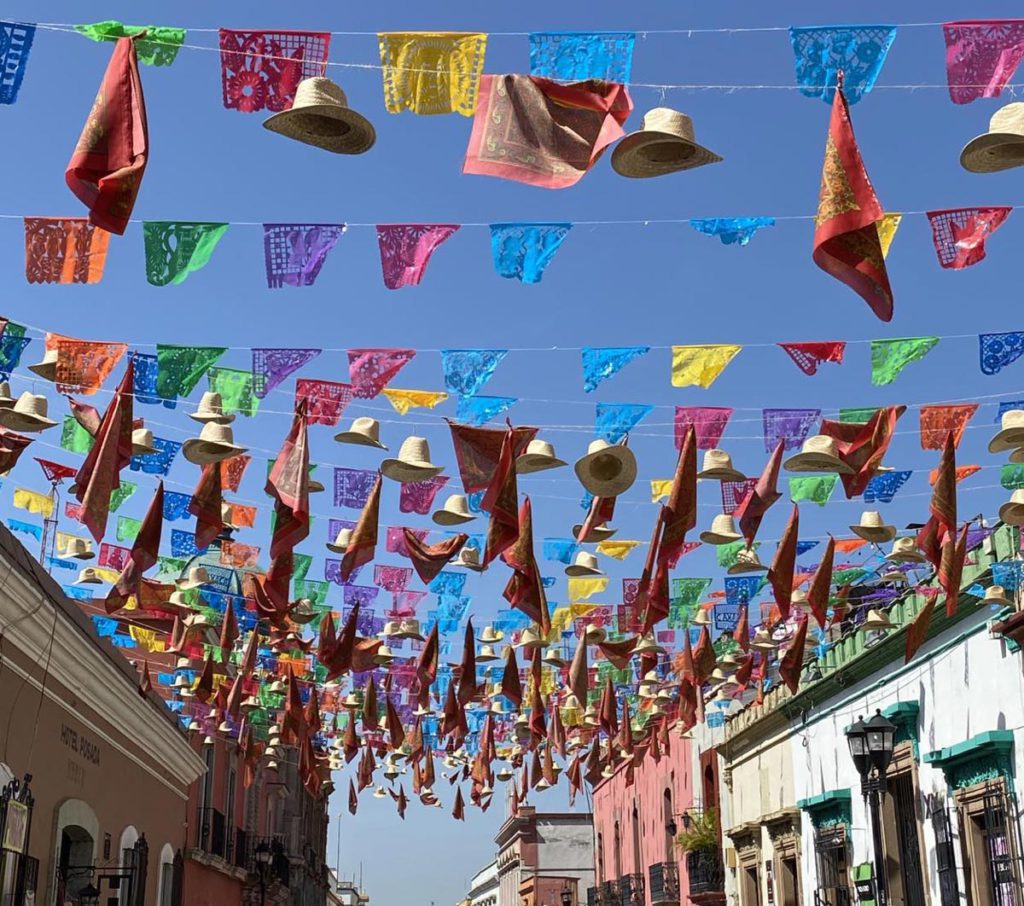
469, 860, 500, 906
720, 524, 1024, 906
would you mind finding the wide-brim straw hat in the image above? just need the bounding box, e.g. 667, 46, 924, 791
850, 511, 897, 543
182, 423, 247, 465
583, 624, 606, 644
699, 513, 742, 545
453, 546, 486, 571
394, 620, 425, 642
27, 348, 58, 381
432, 494, 475, 526
961, 103, 1024, 174
572, 523, 617, 543
74, 568, 104, 585
697, 449, 745, 482
886, 537, 926, 563
516, 439, 568, 474
542, 650, 567, 668
131, 428, 157, 456
565, 551, 603, 577
1000, 489, 1024, 526
188, 391, 234, 425
65, 538, 95, 561
179, 566, 211, 590
334, 416, 387, 449
0, 392, 56, 431
0, 383, 15, 409
307, 474, 326, 494
288, 599, 318, 625
477, 645, 500, 663
612, 107, 723, 179
1011, 448, 1024, 464
862, 609, 896, 632
984, 585, 1013, 607
326, 528, 352, 555
374, 645, 396, 665
477, 625, 504, 644
784, 435, 854, 474
574, 440, 637, 497
692, 608, 712, 626
381, 436, 443, 483
263, 77, 376, 155
990, 409, 1024, 453
727, 549, 767, 575
515, 627, 544, 649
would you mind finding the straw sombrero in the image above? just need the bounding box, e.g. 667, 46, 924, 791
263, 77, 376, 155
394, 619, 425, 642
326, 528, 352, 555
432, 494, 475, 526
961, 103, 1024, 173
182, 423, 247, 465
697, 449, 745, 482
64, 537, 94, 561
784, 435, 854, 474
699, 513, 742, 546
574, 440, 637, 497
381, 436, 442, 483
572, 522, 617, 543
0, 393, 57, 432
334, 416, 386, 449
1000, 489, 1024, 526
179, 566, 211, 590
131, 427, 157, 456
516, 439, 567, 474
612, 108, 723, 179
188, 391, 234, 425
885, 537, 926, 563
849, 511, 897, 543
565, 551, 604, 577
727, 547, 767, 575
984, 585, 1013, 607
453, 545, 486, 571
990, 409, 1024, 454
27, 348, 58, 381
0, 383, 15, 409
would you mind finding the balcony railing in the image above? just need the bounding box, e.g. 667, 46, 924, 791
649, 862, 680, 906
602, 879, 622, 906
620, 873, 645, 906
587, 885, 605, 906
686, 851, 725, 896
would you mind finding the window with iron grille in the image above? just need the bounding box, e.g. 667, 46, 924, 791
812, 828, 850, 906
927, 796, 960, 906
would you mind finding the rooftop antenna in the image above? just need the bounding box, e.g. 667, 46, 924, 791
34, 458, 77, 570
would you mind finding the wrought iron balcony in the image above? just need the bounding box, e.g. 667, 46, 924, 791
813, 887, 852, 906
587, 885, 605, 906
686, 851, 725, 896
196, 807, 227, 859
602, 879, 622, 906
620, 873, 645, 906
648, 862, 680, 906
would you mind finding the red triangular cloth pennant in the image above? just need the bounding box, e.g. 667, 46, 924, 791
812, 82, 893, 322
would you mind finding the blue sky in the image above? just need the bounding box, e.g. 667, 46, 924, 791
5, 1, 1024, 903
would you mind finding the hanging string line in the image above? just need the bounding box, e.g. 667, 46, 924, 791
11, 21, 1004, 94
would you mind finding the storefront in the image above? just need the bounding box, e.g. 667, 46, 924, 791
0, 524, 205, 904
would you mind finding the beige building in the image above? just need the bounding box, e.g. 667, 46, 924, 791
0, 524, 204, 904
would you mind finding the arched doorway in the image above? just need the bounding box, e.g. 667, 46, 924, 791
57, 825, 93, 903
53, 799, 98, 906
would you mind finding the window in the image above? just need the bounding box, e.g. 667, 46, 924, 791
742, 866, 761, 906
813, 827, 851, 906
663, 790, 674, 862
614, 822, 622, 881
225, 767, 237, 858
199, 745, 215, 813
632, 805, 642, 873
956, 781, 1024, 906
597, 835, 604, 884
779, 858, 800, 906
928, 796, 960, 906
157, 845, 175, 906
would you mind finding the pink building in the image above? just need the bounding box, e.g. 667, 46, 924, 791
590, 731, 725, 906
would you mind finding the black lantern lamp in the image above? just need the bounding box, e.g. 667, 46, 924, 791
864, 710, 896, 774
845, 715, 871, 779
254, 842, 273, 906
561, 884, 573, 906
79, 883, 100, 906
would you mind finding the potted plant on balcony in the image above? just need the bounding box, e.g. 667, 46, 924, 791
675, 810, 723, 899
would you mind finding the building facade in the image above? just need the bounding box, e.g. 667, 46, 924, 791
494, 807, 595, 906
468, 860, 500, 906
0, 524, 205, 905
719, 524, 1024, 906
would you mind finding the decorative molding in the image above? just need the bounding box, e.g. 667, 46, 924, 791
882, 702, 921, 760
924, 730, 1015, 792
797, 789, 852, 831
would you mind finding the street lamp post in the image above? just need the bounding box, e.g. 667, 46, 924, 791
78, 883, 100, 906
845, 710, 896, 906
561, 882, 574, 906
255, 841, 273, 906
